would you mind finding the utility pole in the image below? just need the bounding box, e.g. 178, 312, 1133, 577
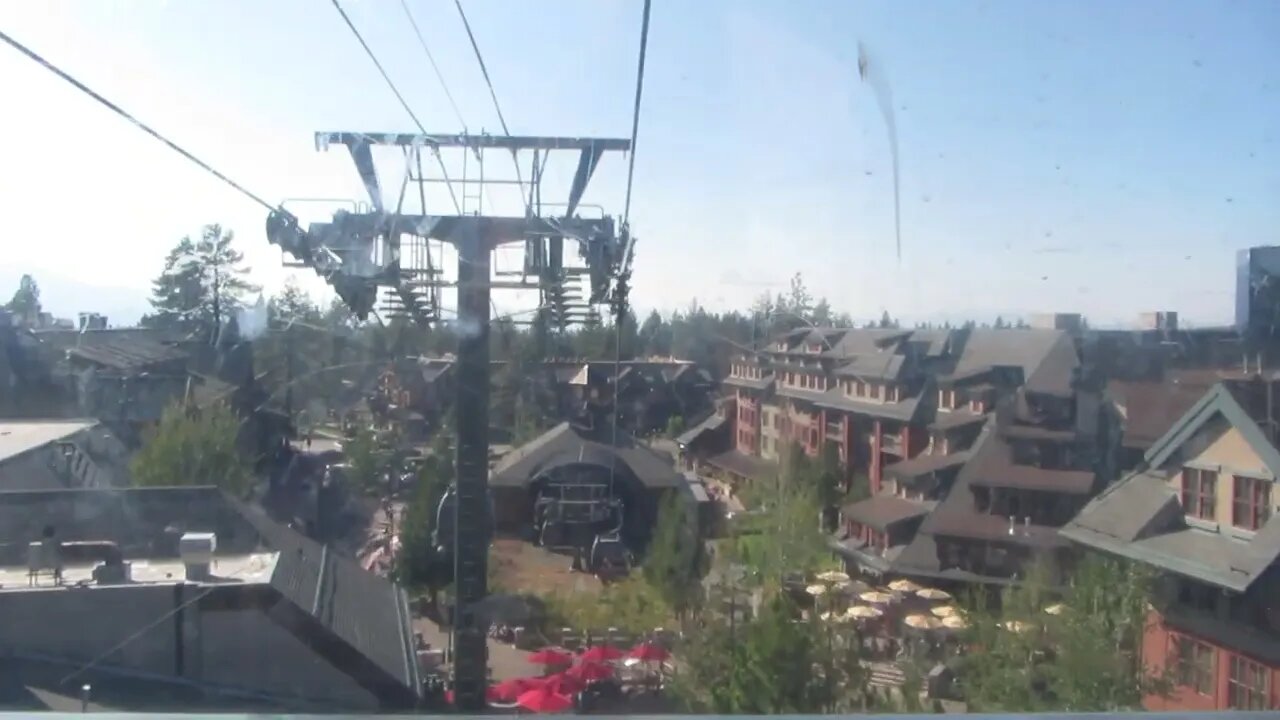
267, 132, 634, 712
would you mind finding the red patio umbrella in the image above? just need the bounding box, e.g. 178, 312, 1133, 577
488, 676, 545, 703
516, 686, 573, 714
542, 671, 586, 695
579, 643, 625, 662
527, 647, 574, 666
628, 641, 671, 662
566, 660, 615, 683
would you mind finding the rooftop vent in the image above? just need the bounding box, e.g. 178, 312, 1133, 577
179, 532, 217, 581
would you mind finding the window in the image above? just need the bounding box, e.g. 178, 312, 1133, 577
773, 413, 780, 430
1174, 635, 1215, 695
870, 383, 881, 400
886, 384, 899, 402
1232, 475, 1272, 531
1228, 654, 1270, 710
1181, 468, 1217, 520
855, 380, 866, 397
939, 388, 955, 409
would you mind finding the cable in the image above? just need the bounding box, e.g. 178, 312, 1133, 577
399, 0, 468, 134
621, 0, 652, 226
330, 0, 462, 215
0, 29, 276, 213
452, 0, 530, 216
610, 0, 653, 493
451, 0, 510, 138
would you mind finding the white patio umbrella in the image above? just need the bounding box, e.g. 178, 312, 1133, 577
887, 578, 922, 593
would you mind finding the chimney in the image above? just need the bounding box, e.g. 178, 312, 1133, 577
178, 532, 217, 581
1008, 516, 1016, 536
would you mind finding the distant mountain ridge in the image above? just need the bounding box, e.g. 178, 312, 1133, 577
0, 268, 150, 327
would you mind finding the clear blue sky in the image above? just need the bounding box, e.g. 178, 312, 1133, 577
1, 0, 1277, 327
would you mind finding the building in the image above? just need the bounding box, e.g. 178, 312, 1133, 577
0, 419, 129, 491
706, 325, 1114, 586
1061, 380, 1280, 711
0, 486, 420, 712
487, 422, 690, 562
379, 356, 713, 440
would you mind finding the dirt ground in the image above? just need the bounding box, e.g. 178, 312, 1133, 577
488, 538, 604, 597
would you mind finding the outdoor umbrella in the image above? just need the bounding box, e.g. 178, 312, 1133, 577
931, 605, 959, 618
860, 590, 894, 605
516, 687, 573, 714
941, 615, 968, 630
527, 647, 574, 666
903, 614, 941, 631
888, 578, 921, 593
1001, 620, 1032, 634
804, 583, 828, 596
579, 644, 624, 662
1044, 603, 1066, 616
628, 641, 671, 662
816, 570, 851, 584
567, 660, 615, 683
844, 605, 883, 620
543, 672, 586, 695
488, 677, 545, 703
916, 587, 952, 601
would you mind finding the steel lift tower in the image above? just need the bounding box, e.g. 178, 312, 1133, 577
265, 131, 634, 710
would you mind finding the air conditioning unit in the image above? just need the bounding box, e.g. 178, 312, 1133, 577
179, 532, 217, 581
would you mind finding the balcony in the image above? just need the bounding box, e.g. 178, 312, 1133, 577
880, 433, 905, 456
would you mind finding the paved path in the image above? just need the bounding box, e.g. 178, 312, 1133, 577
412, 616, 545, 681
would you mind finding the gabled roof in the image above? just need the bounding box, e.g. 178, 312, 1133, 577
489, 422, 682, 488
1143, 382, 1280, 476
1061, 381, 1280, 592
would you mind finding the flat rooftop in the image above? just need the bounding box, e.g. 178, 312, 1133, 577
0, 551, 279, 591
0, 420, 97, 463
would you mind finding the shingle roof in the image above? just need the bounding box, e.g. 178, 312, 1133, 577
884, 451, 970, 480
704, 450, 775, 480
834, 353, 906, 381
33, 329, 186, 372
841, 494, 930, 530
951, 329, 1078, 396
489, 422, 682, 488
1061, 381, 1280, 592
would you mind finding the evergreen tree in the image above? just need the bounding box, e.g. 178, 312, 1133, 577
6, 274, 42, 322
642, 492, 704, 614
131, 401, 253, 497
144, 224, 258, 339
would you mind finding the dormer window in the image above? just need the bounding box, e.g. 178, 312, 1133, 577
938, 389, 956, 410
1232, 475, 1272, 531
970, 399, 985, 413
870, 383, 881, 400
1181, 468, 1217, 521
886, 384, 900, 402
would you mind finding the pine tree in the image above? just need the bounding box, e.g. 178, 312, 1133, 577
143, 224, 258, 340
6, 274, 42, 322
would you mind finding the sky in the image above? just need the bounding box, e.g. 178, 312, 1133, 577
1, 0, 1277, 328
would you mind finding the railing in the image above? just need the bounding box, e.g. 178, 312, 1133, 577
880, 433, 904, 455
